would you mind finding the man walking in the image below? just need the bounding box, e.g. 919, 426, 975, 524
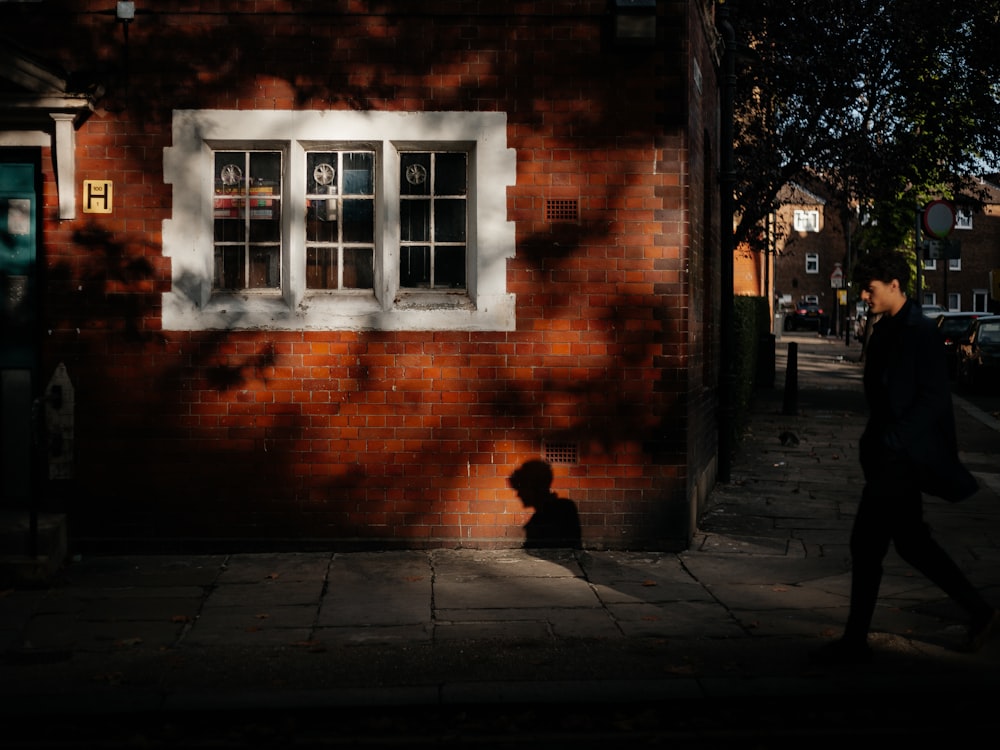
813, 249, 998, 664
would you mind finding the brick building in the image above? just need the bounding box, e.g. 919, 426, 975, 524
919, 179, 1000, 315
0, 1, 724, 552
738, 177, 1000, 336
735, 181, 851, 333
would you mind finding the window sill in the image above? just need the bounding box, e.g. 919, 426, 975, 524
162, 290, 515, 331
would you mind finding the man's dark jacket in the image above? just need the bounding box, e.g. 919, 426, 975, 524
860, 299, 977, 503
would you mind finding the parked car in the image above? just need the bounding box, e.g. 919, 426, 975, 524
785, 301, 826, 331
922, 303, 948, 318
957, 315, 1000, 392
936, 312, 988, 378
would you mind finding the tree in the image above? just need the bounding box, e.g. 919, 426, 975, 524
729, 0, 1000, 253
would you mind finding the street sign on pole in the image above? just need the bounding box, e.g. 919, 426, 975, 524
923, 199, 955, 239
830, 262, 844, 289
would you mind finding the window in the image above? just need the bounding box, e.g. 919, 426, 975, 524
924, 257, 937, 271
923, 292, 938, 307
949, 257, 961, 272
399, 152, 467, 290
955, 209, 972, 230
163, 110, 516, 331
213, 151, 283, 290
793, 209, 820, 232
805, 253, 819, 274
948, 293, 960, 311
304, 151, 375, 291
973, 289, 989, 312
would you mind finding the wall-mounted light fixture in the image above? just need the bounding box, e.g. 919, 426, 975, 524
612, 0, 657, 46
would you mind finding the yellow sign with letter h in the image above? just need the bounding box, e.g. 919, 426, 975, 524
83, 180, 113, 214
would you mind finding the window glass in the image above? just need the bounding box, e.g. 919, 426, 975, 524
399, 152, 467, 289
794, 209, 819, 232
305, 150, 375, 290
213, 150, 282, 290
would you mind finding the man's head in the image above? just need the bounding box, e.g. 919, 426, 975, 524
852, 250, 910, 317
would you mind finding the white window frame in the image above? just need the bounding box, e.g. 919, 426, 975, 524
162, 110, 516, 331
947, 293, 960, 311
805, 253, 819, 274
793, 209, 820, 232
949, 257, 961, 272
924, 257, 937, 271
955, 209, 972, 230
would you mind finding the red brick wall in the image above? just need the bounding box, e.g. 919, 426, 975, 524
4, 0, 720, 551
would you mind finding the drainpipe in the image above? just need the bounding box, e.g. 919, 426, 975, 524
717, 5, 737, 483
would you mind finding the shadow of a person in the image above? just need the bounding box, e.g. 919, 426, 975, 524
508, 459, 581, 549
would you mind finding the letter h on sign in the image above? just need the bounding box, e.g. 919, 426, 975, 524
83, 180, 113, 214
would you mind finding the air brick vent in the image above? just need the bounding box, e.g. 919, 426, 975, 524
544, 441, 579, 465
545, 198, 579, 222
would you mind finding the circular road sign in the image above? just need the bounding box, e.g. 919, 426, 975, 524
923, 200, 955, 239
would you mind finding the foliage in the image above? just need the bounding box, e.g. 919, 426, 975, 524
728, 0, 1000, 254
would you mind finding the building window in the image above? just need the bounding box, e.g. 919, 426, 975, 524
793, 209, 820, 232
305, 151, 375, 291
805, 253, 819, 274
948, 293, 961, 311
399, 152, 467, 290
923, 292, 938, 307
973, 289, 989, 312
163, 110, 516, 331
924, 258, 937, 271
955, 209, 972, 230
949, 257, 961, 272
213, 151, 283, 291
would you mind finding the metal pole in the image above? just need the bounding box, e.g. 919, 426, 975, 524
915, 208, 924, 304
717, 6, 737, 483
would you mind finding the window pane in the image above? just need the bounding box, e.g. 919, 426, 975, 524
435, 153, 467, 195
306, 247, 337, 290
214, 247, 245, 290
401, 153, 431, 196
249, 212, 281, 242
400, 246, 431, 288
343, 152, 373, 194
344, 248, 374, 289
214, 217, 244, 243
306, 200, 337, 242
249, 152, 282, 187
249, 247, 279, 288
434, 246, 466, 289
400, 200, 430, 241
307, 153, 338, 195
215, 152, 245, 194
343, 199, 374, 243
434, 199, 466, 242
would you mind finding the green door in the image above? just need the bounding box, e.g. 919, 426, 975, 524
1, 162, 39, 507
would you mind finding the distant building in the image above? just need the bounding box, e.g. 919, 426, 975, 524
735, 180, 851, 334
920, 179, 1000, 315
737, 176, 1000, 333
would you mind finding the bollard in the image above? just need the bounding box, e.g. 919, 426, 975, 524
783, 341, 798, 415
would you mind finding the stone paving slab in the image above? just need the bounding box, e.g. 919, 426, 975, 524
203, 580, 324, 608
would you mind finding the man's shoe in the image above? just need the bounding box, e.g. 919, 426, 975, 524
964, 609, 1000, 653
809, 638, 873, 666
